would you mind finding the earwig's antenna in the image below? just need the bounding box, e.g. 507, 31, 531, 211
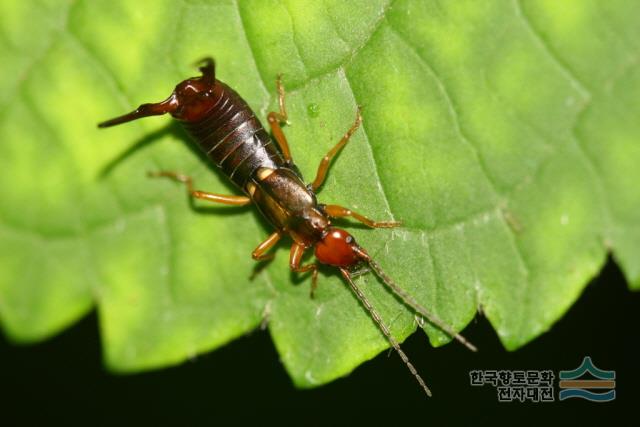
339, 268, 432, 397
365, 256, 478, 353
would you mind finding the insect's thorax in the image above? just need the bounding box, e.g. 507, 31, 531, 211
247, 167, 329, 247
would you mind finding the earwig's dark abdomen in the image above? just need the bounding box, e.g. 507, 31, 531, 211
182, 81, 284, 189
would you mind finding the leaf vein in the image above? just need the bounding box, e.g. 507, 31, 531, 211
234, 0, 273, 119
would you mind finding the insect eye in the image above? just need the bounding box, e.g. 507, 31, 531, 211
346, 235, 353, 244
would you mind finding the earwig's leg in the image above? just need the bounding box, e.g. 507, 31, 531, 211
309, 108, 363, 191
149, 171, 251, 206
323, 204, 401, 228
267, 74, 293, 163
289, 242, 319, 298
252, 231, 282, 261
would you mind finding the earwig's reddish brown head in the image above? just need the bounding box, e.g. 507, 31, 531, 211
97, 58, 218, 128
314, 227, 369, 268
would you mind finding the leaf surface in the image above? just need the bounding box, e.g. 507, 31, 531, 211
1, 0, 638, 387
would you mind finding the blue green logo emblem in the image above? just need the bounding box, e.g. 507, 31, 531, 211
558, 357, 615, 402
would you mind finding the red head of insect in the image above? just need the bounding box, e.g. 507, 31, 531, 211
314, 227, 367, 267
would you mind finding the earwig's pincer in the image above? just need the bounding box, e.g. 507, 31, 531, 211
98, 57, 475, 397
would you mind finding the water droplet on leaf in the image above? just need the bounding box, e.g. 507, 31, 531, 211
307, 103, 320, 118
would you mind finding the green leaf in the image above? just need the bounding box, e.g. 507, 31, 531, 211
1, 0, 639, 388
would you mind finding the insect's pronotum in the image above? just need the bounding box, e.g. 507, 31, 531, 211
98, 58, 476, 396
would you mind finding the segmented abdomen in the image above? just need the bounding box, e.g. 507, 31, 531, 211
182, 82, 284, 189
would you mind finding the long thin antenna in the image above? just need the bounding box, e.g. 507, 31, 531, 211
366, 257, 478, 353
339, 268, 432, 397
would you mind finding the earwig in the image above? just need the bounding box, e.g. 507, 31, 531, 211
98, 58, 476, 397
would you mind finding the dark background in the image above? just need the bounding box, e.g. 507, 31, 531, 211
1, 257, 636, 425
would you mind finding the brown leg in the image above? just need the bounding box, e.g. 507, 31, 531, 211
252, 231, 282, 261
149, 171, 251, 205
267, 74, 293, 162
289, 242, 319, 298
324, 204, 401, 228
309, 108, 362, 191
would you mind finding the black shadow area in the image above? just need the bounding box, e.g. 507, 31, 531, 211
0, 258, 637, 425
